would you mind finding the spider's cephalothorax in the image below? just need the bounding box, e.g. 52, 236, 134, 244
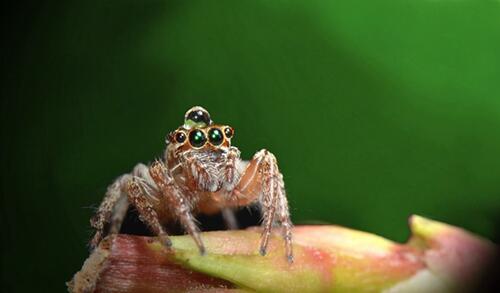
89, 106, 293, 262
166, 106, 240, 193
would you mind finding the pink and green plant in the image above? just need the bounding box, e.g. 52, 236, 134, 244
69, 215, 497, 292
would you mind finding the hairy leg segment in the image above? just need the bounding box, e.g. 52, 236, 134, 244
230, 149, 294, 262
148, 161, 206, 254
89, 163, 167, 249
89, 173, 132, 249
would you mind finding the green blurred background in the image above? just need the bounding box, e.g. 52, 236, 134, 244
2, 0, 500, 291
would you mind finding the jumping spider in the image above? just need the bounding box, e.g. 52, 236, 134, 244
90, 106, 293, 262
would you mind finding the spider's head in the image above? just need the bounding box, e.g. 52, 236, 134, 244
167, 106, 234, 152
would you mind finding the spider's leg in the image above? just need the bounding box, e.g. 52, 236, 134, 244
256, 150, 279, 256
108, 195, 129, 234
276, 173, 293, 263
89, 163, 168, 249
89, 173, 132, 249
229, 149, 294, 263
107, 162, 159, 235
127, 178, 172, 247
149, 161, 206, 255
108, 163, 153, 234
221, 208, 239, 230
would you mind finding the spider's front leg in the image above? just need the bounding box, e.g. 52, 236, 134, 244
230, 149, 293, 263
89, 174, 131, 249
90, 163, 174, 249
148, 161, 206, 254
127, 179, 172, 247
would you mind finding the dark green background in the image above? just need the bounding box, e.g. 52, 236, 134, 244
2, 1, 500, 292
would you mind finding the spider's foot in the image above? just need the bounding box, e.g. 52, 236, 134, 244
198, 245, 206, 256
158, 234, 173, 248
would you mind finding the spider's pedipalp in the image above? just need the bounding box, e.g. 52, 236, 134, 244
222, 147, 241, 191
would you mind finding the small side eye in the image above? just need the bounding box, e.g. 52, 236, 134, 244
208, 128, 224, 146
174, 131, 187, 144
224, 126, 234, 139
189, 129, 207, 148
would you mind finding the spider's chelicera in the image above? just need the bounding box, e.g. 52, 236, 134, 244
90, 106, 293, 262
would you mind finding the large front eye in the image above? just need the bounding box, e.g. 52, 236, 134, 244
208, 128, 224, 145
184, 106, 211, 128
189, 129, 207, 148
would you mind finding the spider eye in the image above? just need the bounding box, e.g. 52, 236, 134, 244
184, 106, 211, 128
208, 128, 224, 146
174, 131, 186, 144
189, 129, 207, 148
224, 126, 234, 139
